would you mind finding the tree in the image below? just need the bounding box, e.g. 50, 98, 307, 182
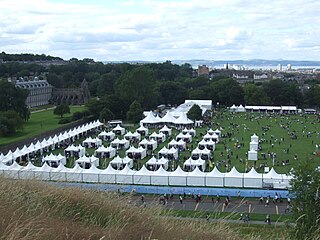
187, 104, 202, 121
126, 100, 143, 123
54, 104, 70, 118
114, 66, 157, 109
0, 80, 30, 121
304, 85, 320, 108
243, 83, 271, 105
290, 161, 320, 240
0, 111, 24, 136
99, 108, 115, 123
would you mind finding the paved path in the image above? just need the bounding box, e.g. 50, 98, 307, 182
131, 194, 292, 218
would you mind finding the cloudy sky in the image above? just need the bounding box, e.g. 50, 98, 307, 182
1, 0, 320, 61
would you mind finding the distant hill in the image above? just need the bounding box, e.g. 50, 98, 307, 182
104, 59, 320, 68
0, 52, 63, 62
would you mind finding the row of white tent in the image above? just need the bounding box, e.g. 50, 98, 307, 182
0, 120, 103, 165
0, 161, 291, 189
140, 111, 193, 126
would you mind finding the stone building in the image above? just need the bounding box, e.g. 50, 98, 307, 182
197, 65, 209, 77
51, 79, 90, 105
14, 77, 53, 108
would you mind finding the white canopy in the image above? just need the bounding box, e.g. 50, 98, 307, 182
205, 167, 224, 187
160, 112, 176, 124
187, 167, 206, 186
75, 155, 99, 168
99, 164, 118, 183
150, 166, 170, 185
224, 167, 243, 187
169, 166, 188, 186
140, 111, 159, 125
112, 124, 125, 135
159, 125, 172, 136
243, 167, 263, 188
133, 165, 152, 185
116, 164, 136, 184
174, 112, 193, 125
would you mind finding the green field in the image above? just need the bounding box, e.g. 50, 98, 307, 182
31, 110, 320, 174
0, 106, 86, 147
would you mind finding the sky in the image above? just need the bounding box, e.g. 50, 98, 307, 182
1, 0, 320, 61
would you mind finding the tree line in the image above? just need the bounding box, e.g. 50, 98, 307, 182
1, 58, 320, 128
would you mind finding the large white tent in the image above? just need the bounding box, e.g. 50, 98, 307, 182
183, 158, 206, 172
110, 156, 133, 170
112, 124, 125, 135
205, 167, 224, 187
248, 149, 258, 161
95, 146, 116, 158
82, 164, 101, 182
133, 165, 152, 185
66, 164, 83, 182
250, 140, 258, 151
140, 111, 159, 127
136, 125, 149, 136
159, 125, 172, 137
146, 156, 169, 171
224, 167, 243, 187
160, 112, 176, 125
99, 164, 118, 183
187, 167, 206, 186
262, 168, 283, 185
243, 167, 263, 188
75, 155, 99, 168
116, 165, 136, 184
169, 166, 187, 186
150, 166, 170, 185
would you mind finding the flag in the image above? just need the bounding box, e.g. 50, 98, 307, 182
209, 159, 213, 169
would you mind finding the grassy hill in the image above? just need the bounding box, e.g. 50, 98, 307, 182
0, 177, 289, 240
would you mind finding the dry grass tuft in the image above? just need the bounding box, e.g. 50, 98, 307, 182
0, 177, 286, 239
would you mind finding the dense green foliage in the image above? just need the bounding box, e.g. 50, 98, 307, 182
0, 80, 30, 121
0, 52, 62, 61
0, 111, 24, 136
126, 100, 143, 123
290, 162, 320, 240
53, 104, 70, 118
187, 104, 202, 121
0, 80, 29, 136
1, 55, 319, 124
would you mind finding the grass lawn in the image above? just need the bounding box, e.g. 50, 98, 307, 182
0, 106, 87, 148
165, 209, 293, 223
7, 110, 320, 175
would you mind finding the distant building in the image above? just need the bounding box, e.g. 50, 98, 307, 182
253, 73, 269, 80
287, 64, 292, 70
197, 65, 209, 77
14, 77, 53, 108
277, 64, 282, 71
51, 79, 90, 105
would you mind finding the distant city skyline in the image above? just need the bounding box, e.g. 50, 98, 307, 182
1, 0, 320, 61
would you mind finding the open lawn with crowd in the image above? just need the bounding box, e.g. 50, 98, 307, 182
27, 110, 320, 175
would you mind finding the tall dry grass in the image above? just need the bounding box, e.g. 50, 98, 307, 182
0, 177, 287, 240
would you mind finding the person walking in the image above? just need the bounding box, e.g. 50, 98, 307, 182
179, 195, 183, 204
265, 214, 271, 225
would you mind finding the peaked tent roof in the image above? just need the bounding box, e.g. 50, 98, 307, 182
206, 167, 225, 177
244, 167, 262, 179
225, 166, 243, 178
160, 112, 176, 123
188, 166, 206, 177
140, 111, 159, 124
169, 165, 187, 176
174, 112, 194, 125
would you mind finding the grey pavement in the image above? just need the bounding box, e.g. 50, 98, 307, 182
132, 194, 291, 216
